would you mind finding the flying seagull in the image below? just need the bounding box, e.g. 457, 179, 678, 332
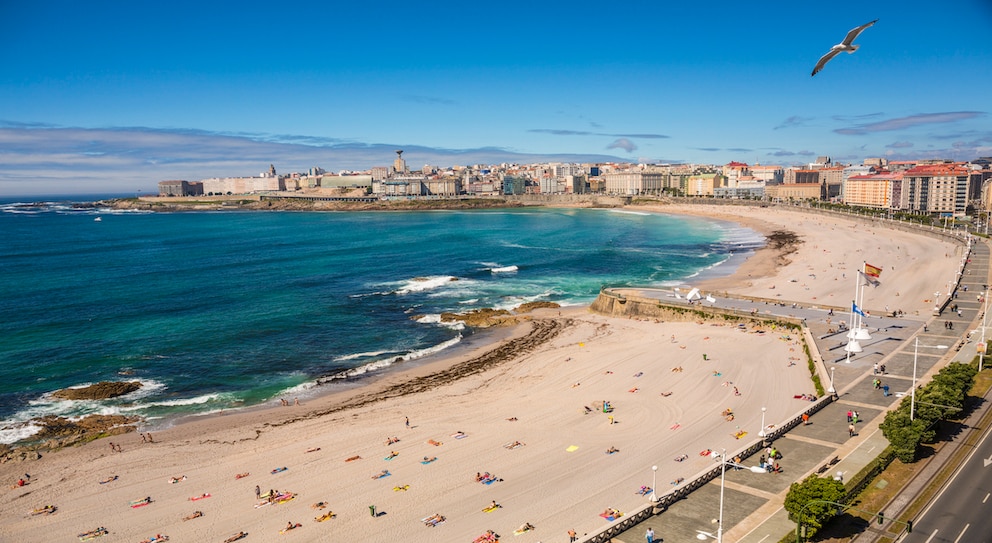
811, 19, 878, 76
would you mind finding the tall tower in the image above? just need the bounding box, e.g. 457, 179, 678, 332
393, 150, 408, 174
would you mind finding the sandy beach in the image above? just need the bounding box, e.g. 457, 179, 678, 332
0, 205, 964, 543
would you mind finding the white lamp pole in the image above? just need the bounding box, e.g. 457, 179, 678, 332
717, 450, 726, 543
696, 450, 766, 543
827, 367, 836, 395
650, 465, 658, 502
758, 407, 767, 438
981, 290, 989, 372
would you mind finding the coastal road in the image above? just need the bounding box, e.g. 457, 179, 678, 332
899, 421, 992, 543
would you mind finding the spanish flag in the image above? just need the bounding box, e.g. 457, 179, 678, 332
864, 263, 882, 279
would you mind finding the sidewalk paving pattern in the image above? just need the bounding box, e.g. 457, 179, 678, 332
606, 232, 988, 543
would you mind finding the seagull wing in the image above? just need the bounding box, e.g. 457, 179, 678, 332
842, 19, 878, 46
811, 49, 842, 76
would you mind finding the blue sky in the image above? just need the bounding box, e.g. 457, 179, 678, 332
1, 0, 990, 196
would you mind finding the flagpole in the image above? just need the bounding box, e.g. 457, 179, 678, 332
846, 267, 858, 363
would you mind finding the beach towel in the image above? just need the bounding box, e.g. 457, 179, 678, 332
599, 511, 623, 521
372, 471, 391, 479
279, 523, 302, 534
393, 485, 410, 491
384, 454, 398, 460
482, 504, 501, 513
513, 527, 533, 535
503, 441, 525, 450
314, 512, 335, 522
451, 432, 468, 439
129, 497, 152, 508
138, 536, 169, 543
670, 423, 680, 430
481, 476, 500, 485
565, 445, 579, 452
189, 493, 211, 501
271, 467, 288, 474
421, 458, 437, 464
427, 439, 442, 446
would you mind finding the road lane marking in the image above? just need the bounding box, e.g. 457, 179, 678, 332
953, 524, 969, 543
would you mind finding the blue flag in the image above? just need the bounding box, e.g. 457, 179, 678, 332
852, 302, 867, 317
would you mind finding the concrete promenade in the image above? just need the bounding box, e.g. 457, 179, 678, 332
604, 235, 989, 543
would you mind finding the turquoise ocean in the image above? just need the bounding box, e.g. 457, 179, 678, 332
0, 198, 764, 444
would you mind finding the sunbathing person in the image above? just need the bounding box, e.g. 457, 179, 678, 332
182, 510, 203, 521
311, 501, 327, 509
606, 446, 619, 454
517, 522, 535, 532
424, 513, 445, 526
78, 528, 108, 539
224, 531, 247, 543
674, 454, 688, 462
371, 470, 389, 479
423, 456, 437, 462
284, 521, 301, 531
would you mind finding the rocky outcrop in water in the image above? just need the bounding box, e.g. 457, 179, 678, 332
51, 381, 142, 400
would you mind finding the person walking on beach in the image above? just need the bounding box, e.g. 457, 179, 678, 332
369, 504, 376, 517
255, 485, 260, 499
646, 526, 656, 543
405, 416, 410, 429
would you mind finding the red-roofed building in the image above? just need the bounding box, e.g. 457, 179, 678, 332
902, 163, 970, 217
844, 171, 903, 210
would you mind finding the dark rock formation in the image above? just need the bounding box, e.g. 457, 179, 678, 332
51, 381, 142, 400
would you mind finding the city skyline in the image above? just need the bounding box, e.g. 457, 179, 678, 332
1, 0, 990, 196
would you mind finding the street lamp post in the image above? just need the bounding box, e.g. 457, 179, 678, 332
758, 407, 767, 438
981, 290, 989, 372
827, 367, 836, 396
696, 450, 766, 543
912, 337, 948, 421
650, 465, 658, 502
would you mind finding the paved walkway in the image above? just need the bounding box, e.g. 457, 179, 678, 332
607, 235, 988, 543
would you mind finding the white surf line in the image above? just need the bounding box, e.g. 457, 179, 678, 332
953, 523, 969, 543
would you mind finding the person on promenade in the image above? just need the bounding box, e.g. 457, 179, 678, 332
569, 528, 578, 542
849, 423, 856, 437
802, 413, 810, 425
646, 526, 656, 543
